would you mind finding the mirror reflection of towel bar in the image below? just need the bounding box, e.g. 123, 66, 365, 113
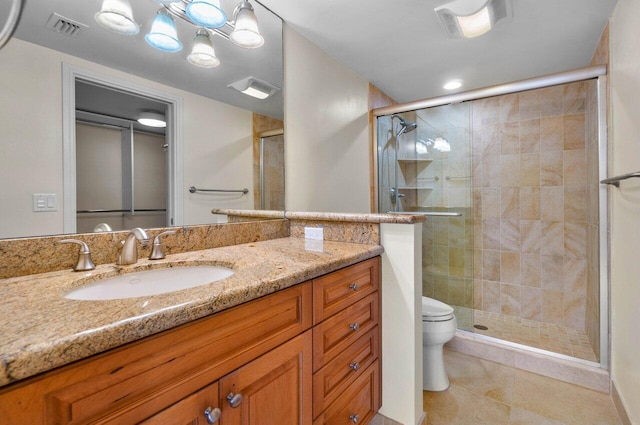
600, 171, 640, 187
386, 211, 463, 217
189, 186, 249, 194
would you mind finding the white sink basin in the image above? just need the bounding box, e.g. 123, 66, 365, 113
65, 266, 234, 300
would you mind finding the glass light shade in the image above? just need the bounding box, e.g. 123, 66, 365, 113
95, 0, 140, 35
138, 112, 166, 128
186, 0, 227, 29
456, 6, 492, 38
145, 11, 182, 52
188, 30, 220, 68
230, 2, 264, 48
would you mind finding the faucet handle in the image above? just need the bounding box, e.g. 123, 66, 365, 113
149, 230, 177, 260
59, 239, 96, 271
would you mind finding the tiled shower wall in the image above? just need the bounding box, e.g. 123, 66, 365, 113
471, 82, 592, 335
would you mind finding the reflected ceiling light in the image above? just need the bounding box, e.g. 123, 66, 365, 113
145, 10, 182, 52
230, 0, 264, 48
443, 79, 463, 90
434, 0, 511, 39
432, 137, 451, 152
228, 76, 280, 99
186, 0, 227, 29
188, 29, 220, 67
418, 137, 452, 153
95, 0, 264, 68
95, 0, 140, 35
138, 111, 167, 128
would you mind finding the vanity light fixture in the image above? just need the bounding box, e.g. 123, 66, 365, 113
145, 10, 182, 52
188, 29, 220, 67
434, 0, 511, 39
95, 0, 265, 68
137, 111, 167, 128
95, 0, 140, 35
228, 76, 280, 100
443, 79, 463, 90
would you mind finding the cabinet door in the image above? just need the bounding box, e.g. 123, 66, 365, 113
219, 332, 312, 425
139, 381, 220, 425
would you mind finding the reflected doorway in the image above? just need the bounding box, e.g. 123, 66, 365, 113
259, 129, 285, 210
62, 64, 183, 234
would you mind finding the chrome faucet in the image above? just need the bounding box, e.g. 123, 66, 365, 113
59, 239, 96, 271
117, 228, 150, 265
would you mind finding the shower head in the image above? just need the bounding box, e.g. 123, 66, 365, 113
391, 114, 417, 136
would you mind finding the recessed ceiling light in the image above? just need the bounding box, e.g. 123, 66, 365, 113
228, 76, 280, 100
434, 0, 512, 39
137, 111, 166, 128
443, 79, 463, 90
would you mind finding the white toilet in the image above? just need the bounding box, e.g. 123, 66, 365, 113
422, 296, 457, 391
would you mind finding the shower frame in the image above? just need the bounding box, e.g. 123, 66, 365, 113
372, 65, 610, 369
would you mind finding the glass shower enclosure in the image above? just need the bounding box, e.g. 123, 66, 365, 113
376, 66, 608, 367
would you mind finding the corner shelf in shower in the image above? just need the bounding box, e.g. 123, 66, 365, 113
397, 186, 433, 190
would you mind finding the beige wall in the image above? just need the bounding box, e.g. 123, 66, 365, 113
283, 25, 371, 213
0, 39, 253, 239
610, 0, 640, 421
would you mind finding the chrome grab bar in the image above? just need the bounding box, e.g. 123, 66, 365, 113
189, 186, 249, 194
386, 211, 463, 217
600, 171, 640, 187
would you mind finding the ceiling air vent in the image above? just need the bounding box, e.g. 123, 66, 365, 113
45, 13, 88, 38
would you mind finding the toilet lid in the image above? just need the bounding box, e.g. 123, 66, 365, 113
422, 296, 454, 318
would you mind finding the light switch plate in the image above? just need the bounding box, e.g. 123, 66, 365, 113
33, 193, 57, 212
304, 226, 323, 240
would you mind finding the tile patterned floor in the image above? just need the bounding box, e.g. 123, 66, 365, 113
423, 349, 622, 425
370, 413, 403, 425
454, 307, 598, 362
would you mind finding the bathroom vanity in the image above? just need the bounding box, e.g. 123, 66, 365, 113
0, 238, 381, 424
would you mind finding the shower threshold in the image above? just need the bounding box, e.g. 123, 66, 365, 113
453, 306, 598, 363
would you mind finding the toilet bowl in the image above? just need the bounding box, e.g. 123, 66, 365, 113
422, 296, 457, 391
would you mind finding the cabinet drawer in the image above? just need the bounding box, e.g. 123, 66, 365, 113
312, 360, 380, 425
312, 292, 379, 372
313, 326, 379, 419
139, 381, 219, 425
313, 258, 380, 325
41, 283, 312, 425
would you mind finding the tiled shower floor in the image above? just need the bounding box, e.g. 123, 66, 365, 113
453, 307, 598, 362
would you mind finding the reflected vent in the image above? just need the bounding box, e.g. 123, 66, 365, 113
45, 13, 88, 37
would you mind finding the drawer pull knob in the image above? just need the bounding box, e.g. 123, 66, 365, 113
204, 407, 221, 424
349, 414, 360, 423
349, 362, 360, 371
226, 392, 243, 408
349, 322, 360, 331
349, 283, 359, 291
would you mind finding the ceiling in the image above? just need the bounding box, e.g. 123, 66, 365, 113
9, 0, 284, 119
259, 0, 618, 103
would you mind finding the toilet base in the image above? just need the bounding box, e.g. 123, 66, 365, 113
422, 343, 450, 391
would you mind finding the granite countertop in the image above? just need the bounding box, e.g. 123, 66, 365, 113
0, 237, 383, 388
211, 209, 427, 224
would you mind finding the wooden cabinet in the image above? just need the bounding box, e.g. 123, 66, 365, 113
0, 257, 381, 425
139, 381, 219, 425
312, 257, 381, 425
219, 332, 312, 425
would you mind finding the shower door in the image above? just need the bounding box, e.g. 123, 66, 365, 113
259, 132, 285, 210
377, 104, 475, 331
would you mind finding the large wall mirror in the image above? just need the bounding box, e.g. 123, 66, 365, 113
0, 0, 284, 240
